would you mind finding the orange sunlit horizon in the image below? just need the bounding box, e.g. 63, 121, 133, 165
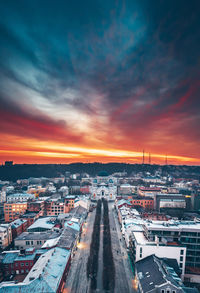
1, 135, 200, 166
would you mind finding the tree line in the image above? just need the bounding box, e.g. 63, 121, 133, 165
87, 199, 102, 290
102, 198, 115, 292
1, 162, 199, 181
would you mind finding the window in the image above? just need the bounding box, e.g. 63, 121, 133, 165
21, 269, 24, 273
26, 241, 30, 245
161, 290, 165, 293
172, 291, 176, 293
180, 256, 183, 261
166, 290, 170, 293
25, 263, 29, 266
180, 249, 184, 255
26, 269, 29, 273
21, 263, 24, 267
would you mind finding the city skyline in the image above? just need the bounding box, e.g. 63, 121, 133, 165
0, 0, 200, 165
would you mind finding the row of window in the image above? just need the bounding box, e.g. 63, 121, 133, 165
5, 262, 33, 268
26, 240, 42, 245
161, 290, 176, 293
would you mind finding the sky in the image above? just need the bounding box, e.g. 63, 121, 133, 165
0, 0, 200, 165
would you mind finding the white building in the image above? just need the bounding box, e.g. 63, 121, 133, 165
0, 223, 12, 249
0, 188, 6, 203
90, 173, 117, 201
6, 193, 35, 203
130, 231, 186, 279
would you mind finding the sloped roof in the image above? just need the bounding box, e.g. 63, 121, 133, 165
0, 247, 70, 293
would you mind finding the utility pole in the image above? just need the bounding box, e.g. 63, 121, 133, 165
142, 150, 145, 164
149, 153, 151, 164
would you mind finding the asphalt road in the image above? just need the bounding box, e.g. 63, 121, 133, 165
64, 202, 137, 293
108, 202, 136, 293
64, 209, 96, 293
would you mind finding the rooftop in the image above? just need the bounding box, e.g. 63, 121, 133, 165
144, 220, 200, 232
27, 217, 56, 231
135, 255, 198, 293
58, 226, 78, 249
15, 230, 61, 241
64, 221, 80, 232
11, 219, 27, 228
0, 247, 71, 293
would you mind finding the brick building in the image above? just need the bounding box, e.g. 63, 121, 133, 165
11, 219, 28, 239
4, 202, 27, 222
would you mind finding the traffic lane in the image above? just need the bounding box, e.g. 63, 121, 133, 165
109, 204, 136, 293
65, 209, 96, 293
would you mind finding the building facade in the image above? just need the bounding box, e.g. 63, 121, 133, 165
90, 174, 117, 201
4, 202, 27, 222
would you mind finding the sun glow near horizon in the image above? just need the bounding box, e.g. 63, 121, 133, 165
0, 136, 199, 165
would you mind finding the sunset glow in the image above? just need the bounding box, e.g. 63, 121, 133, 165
0, 1, 199, 165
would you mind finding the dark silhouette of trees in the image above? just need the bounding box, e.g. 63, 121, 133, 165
102, 199, 115, 292
1, 163, 199, 181
87, 199, 102, 290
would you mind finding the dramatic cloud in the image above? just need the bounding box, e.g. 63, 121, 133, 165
0, 0, 200, 164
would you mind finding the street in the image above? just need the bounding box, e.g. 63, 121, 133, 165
64, 209, 96, 293
64, 202, 137, 293
108, 203, 136, 293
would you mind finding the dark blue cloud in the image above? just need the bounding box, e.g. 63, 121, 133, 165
0, 0, 200, 158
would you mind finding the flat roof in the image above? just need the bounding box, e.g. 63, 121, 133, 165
144, 220, 200, 232
15, 231, 61, 241
27, 217, 55, 231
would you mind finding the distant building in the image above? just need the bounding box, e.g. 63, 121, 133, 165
15, 231, 61, 250
6, 193, 35, 203
45, 199, 66, 216
4, 161, 13, 167
64, 196, 75, 213
138, 187, 161, 197
90, 173, 117, 201
0, 224, 12, 249
4, 202, 27, 222
130, 196, 154, 210
0, 188, 6, 203
119, 184, 134, 195
27, 200, 44, 213
11, 219, 28, 239
155, 194, 186, 211
27, 217, 57, 232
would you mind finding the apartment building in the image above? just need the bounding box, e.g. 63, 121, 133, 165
4, 202, 27, 222
0, 224, 12, 249
143, 221, 200, 284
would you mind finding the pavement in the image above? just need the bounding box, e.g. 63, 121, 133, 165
108, 202, 137, 293
64, 209, 96, 293
64, 202, 137, 293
